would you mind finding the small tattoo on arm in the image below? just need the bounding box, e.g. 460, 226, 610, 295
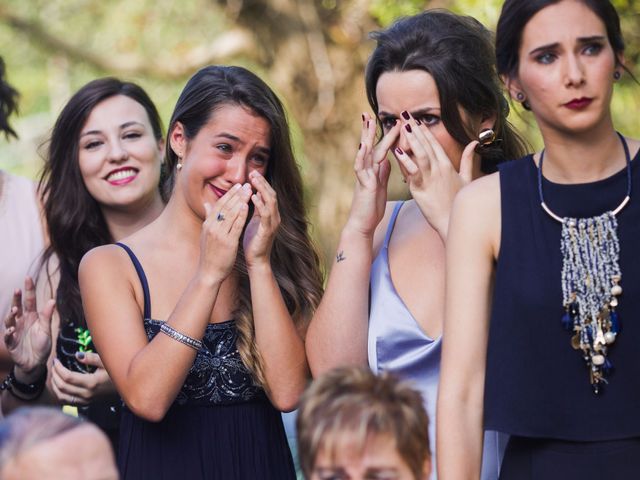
336, 251, 346, 263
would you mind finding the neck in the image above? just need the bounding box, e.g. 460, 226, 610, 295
102, 193, 165, 242
538, 119, 626, 184
152, 187, 204, 246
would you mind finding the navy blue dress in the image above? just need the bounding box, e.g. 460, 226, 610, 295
485, 153, 640, 479
116, 243, 296, 480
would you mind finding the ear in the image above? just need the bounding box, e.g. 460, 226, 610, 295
502, 74, 524, 102
169, 122, 187, 159
479, 112, 498, 133
615, 52, 626, 75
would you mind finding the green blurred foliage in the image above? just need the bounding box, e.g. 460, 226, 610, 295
370, 0, 427, 25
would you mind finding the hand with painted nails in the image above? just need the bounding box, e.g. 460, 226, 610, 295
394, 111, 478, 239
345, 112, 401, 238
199, 183, 253, 285
243, 171, 281, 269
50, 353, 116, 406
4, 277, 55, 379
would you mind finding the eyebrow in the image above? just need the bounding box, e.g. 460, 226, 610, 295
80, 121, 146, 138
215, 132, 271, 155
378, 107, 440, 118
528, 35, 606, 56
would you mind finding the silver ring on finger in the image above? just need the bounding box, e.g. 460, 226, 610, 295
216, 212, 225, 222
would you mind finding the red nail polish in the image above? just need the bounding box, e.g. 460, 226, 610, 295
415, 119, 422, 126
395, 147, 404, 155
401, 111, 410, 120
361, 114, 365, 122
358, 143, 362, 150
405, 124, 412, 133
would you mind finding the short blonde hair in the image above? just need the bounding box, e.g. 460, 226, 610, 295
296, 367, 430, 479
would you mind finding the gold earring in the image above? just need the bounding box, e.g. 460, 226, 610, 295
478, 128, 496, 146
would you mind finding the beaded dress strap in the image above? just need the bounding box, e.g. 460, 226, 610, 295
115, 242, 151, 320
383, 202, 404, 249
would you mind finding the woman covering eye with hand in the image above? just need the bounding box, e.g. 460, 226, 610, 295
78, 65, 323, 479
306, 9, 528, 479
438, 1, 640, 478
2, 78, 165, 453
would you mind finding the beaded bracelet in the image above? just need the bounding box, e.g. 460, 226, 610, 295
159, 323, 203, 351
0, 366, 47, 401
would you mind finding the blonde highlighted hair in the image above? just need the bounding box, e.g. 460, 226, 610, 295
296, 367, 430, 479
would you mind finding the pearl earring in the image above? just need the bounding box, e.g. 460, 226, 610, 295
176, 162, 183, 171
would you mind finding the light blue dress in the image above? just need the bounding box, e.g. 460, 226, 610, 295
368, 201, 506, 479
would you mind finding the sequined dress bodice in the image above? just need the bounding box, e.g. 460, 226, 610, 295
143, 318, 264, 406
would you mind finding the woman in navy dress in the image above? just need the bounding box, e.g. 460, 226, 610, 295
438, 1, 640, 478
79, 65, 323, 479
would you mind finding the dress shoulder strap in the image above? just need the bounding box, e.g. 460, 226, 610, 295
115, 242, 151, 319
383, 201, 405, 249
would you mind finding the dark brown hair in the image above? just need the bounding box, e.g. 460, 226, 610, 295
0, 57, 19, 140
365, 9, 529, 171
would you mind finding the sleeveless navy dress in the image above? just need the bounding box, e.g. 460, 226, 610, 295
485, 153, 640, 479
116, 243, 296, 479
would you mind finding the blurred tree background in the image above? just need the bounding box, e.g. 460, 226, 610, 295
1, 0, 638, 265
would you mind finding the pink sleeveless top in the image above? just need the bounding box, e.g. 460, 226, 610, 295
0, 171, 45, 318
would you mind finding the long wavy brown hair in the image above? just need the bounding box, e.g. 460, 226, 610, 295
165, 65, 324, 386
39, 78, 165, 330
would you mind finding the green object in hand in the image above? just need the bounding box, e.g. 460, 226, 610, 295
74, 327, 93, 353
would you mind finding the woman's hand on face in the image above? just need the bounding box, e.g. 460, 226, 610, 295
50, 353, 116, 406
345, 113, 400, 237
243, 171, 280, 269
199, 183, 252, 285
4, 277, 55, 376
394, 113, 478, 237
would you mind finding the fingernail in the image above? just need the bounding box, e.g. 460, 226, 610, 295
361, 114, 365, 122
75, 351, 85, 360
401, 111, 410, 120
366, 120, 370, 128
415, 119, 422, 126
405, 124, 412, 133
395, 147, 404, 155
358, 143, 362, 150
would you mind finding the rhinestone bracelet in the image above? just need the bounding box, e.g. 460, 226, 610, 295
159, 323, 203, 351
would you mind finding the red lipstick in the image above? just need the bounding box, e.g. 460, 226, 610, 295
105, 167, 138, 186
209, 184, 227, 198
564, 97, 593, 110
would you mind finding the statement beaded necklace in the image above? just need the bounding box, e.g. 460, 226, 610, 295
538, 132, 632, 394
